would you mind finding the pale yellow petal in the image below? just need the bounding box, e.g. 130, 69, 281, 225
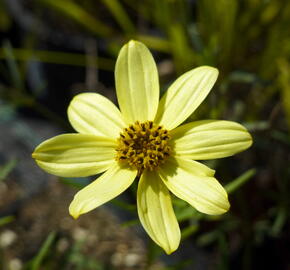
172, 120, 253, 160
32, 134, 116, 177
174, 157, 215, 177
69, 162, 137, 219
159, 158, 230, 215
137, 170, 180, 254
155, 66, 218, 130
115, 40, 159, 124
67, 93, 126, 138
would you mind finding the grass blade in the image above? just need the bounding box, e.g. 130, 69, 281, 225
0, 216, 15, 227
225, 168, 256, 194
30, 231, 56, 270
0, 48, 115, 70
0, 159, 17, 182
101, 0, 135, 34
39, 0, 112, 37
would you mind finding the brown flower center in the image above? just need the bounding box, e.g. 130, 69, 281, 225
116, 121, 171, 175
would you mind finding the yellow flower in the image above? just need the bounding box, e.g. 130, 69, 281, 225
32, 40, 252, 254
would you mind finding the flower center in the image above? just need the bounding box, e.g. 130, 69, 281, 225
116, 121, 171, 174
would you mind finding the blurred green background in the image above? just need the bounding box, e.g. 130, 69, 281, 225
0, 0, 290, 269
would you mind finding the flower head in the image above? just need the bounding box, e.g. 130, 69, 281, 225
32, 40, 252, 254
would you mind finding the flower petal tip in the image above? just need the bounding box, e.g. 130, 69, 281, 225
127, 39, 139, 46
248, 133, 254, 146
200, 66, 219, 82
209, 204, 230, 216
69, 202, 81, 219
69, 208, 80, 220
201, 65, 219, 73
220, 200, 231, 215
164, 246, 178, 255
71, 214, 80, 220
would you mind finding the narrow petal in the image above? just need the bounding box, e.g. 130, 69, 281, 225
155, 66, 218, 130
67, 93, 126, 139
172, 120, 253, 160
32, 134, 116, 177
137, 170, 180, 254
159, 158, 230, 215
174, 156, 215, 177
69, 162, 137, 219
115, 40, 159, 124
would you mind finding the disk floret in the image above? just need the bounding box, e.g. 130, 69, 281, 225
116, 121, 171, 173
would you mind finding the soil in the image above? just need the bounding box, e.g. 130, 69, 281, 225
0, 177, 163, 270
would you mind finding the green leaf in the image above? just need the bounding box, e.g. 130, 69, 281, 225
175, 205, 198, 222
30, 231, 56, 270
136, 34, 171, 52
2, 41, 24, 91
0, 48, 115, 70
0, 159, 17, 182
101, 0, 135, 34
196, 230, 219, 246
110, 198, 137, 212
181, 224, 199, 240
39, 0, 112, 37
271, 207, 287, 236
0, 216, 14, 227
225, 168, 256, 194
121, 219, 139, 228
278, 59, 290, 131
59, 177, 91, 189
